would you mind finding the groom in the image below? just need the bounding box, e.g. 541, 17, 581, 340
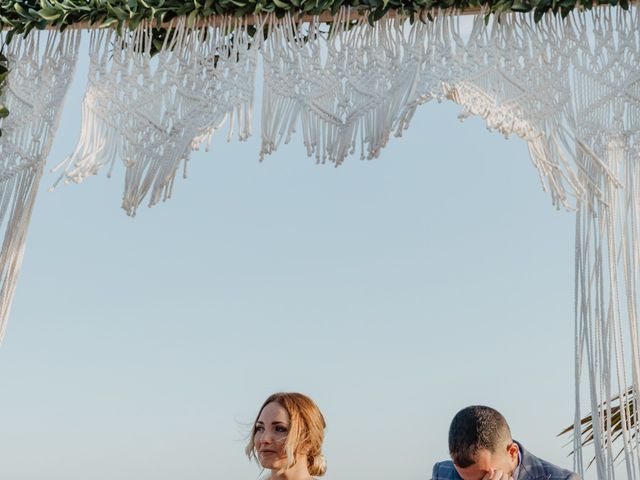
432, 405, 580, 480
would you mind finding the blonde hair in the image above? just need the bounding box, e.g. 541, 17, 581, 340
246, 392, 327, 477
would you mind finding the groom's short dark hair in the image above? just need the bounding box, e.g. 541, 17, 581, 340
448, 405, 512, 468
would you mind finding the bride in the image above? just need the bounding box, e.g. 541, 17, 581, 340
246, 392, 327, 480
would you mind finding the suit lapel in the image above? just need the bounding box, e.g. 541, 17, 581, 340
516, 442, 551, 480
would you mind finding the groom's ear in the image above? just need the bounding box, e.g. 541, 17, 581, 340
506, 441, 519, 460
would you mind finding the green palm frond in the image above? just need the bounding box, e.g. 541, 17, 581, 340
560, 386, 639, 468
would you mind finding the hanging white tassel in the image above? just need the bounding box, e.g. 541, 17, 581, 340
568, 7, 640, 479
385, 10, 640, 477
55, 16, 258, 216
399, 10, 589, 209
260, 9, 427, 165
0, 30, 80, 341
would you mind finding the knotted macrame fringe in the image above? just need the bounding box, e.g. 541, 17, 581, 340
256, 9, 592, 208
0, 30, 79, 341
569, 7, 640, 479
55, 9, 604, 209
421, 9, 640, 477
55, 17, 258, 216
260, 9, 427, 165
394, 10, 591, 209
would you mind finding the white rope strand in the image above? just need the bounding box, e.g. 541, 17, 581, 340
0, 30, 80, 341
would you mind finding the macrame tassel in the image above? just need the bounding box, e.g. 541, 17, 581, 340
260, 9, 426, 165
433, 9, 640, 476
408, 10, 586, 209
387, 11, 640, 476
569, 7, 640, 479
56, 17, 258, 216
0, 30, 80, 340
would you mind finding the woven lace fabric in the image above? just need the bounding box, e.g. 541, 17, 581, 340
0, 30, 79, 340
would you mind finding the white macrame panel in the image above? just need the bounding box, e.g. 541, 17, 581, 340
0, 30, 79, 340
438, 9, 640, 477
393, 12, 453, 138
451, 13, 583, 208
400, 11, 584, 209
391, 9, 640, 477
261, 10, 426, 165
569, 7, 640, 480
57, 18, 257, 216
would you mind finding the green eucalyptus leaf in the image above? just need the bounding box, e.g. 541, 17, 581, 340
186, 7, 197, 26
0, 41, 6, 124
533, 5, 545, 21
128, 13, 143, 28
38, 7, 61, 19
511, 0, 530, 11
99, 16, 118, 27
13, 3, 26, 16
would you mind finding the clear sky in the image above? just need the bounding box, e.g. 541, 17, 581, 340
0, 29, 586, 480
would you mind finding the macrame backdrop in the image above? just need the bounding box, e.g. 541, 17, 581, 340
56, 17, 257, 216
0, 30, 79, 341
3, 6, 640, 478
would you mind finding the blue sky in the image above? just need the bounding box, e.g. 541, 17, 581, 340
0, 30, 584, 480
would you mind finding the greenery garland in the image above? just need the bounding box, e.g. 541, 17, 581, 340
0, 0, 632, 132
0, 46, 7, 137
0, 0, 632, 35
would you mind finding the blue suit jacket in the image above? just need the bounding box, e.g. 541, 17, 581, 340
431, 442, 580, 480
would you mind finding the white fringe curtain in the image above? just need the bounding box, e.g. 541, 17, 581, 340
402, 7, 640, 478
397, 8, 640, 477
56, 17, 257, 216
259, 10, 590, 208
449, 13, 583, 208
0, 30, 79, 341
569, 8, 640, 479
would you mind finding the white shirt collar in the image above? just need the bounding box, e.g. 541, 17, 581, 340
512, 448, 522, 480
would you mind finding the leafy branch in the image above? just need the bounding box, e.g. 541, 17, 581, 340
0, 46, 8, 138
0, 0, 633, 36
